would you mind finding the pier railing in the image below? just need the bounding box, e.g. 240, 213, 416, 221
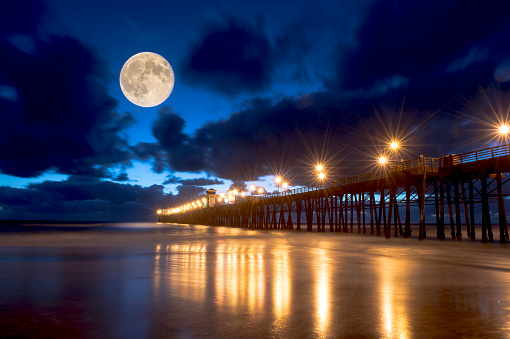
261, 156, 440, 198
447, 143, 510, 164
262, 144, 510, 199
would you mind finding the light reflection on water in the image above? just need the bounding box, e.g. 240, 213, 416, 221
272, 247, 290, 335
1, 223, 510, 338
377, 256, 410, 339
314, 248, 331, 338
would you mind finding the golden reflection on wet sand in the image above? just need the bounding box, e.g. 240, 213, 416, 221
272, 247, 290, 333
377, 256, 410, 339
153, 243, 208, 302
314, 248, 331, 337
248, 249, 266, 313
214, 243, 267, 312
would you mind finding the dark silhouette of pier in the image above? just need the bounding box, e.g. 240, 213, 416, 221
159, 144, 510, 243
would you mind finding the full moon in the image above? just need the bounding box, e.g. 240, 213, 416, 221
119, 52, 174, 107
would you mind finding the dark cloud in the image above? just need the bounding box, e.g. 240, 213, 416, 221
337, 0, 510, 108
175, 185, 206, 204
114, 173, 129, 182
131, 142, 166, 173
0, 1, 134, 179
142, 93, 379, 184
179, 178, 224, 186
181, 18, 273, 96
271, 2, 362, 85
132, 107, 208, 175
0, 34, 134, 178
152, 107, 187, 150
1, 0, 45, 38
150, 107, 205, 172
162, 176, 180, 185
162, 176, 224, 186
0, 178, 175, 221
229, 182, 247, 192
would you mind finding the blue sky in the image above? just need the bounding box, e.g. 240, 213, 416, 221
1, 0, 510, 220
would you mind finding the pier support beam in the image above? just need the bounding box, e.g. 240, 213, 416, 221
454, 181, 462, 240
481, 177, 493, 243
418, 183, 426, 240
446, 180, 455, 239
296, 199, 302, 231
404, 185, 411, 238
469, 180, 476, 241
461, 183, 471, 239
370, 191, 375, 235
496, 173, 508, 243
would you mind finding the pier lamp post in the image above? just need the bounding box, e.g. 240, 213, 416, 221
275, 176, 282, 195
318, 172, 326, 189
316, 164, 325, 189
250, 185, 256, 195
499, 124, 510, 143
390, 141, 399, 163
378, 156, 388, 165
257, 187, 264, 196
378, 156, 391, 179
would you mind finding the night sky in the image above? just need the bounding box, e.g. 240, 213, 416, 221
1, 0, 510, 221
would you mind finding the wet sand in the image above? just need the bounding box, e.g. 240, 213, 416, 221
0, 223, 509, 338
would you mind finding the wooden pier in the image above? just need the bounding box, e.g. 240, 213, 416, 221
159, 144, 510, 243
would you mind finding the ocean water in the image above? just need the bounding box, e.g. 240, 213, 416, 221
0, 222, 509, 338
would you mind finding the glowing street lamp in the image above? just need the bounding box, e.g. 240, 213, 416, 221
257, 187, 264, 195
315, 163, 326, 189
499, 124, 510, 136
317, 172, 326, 190
275, 176, 282, 195
282, 182, 288, 189
386, 140, 402, 165
379, 156, 388, 165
